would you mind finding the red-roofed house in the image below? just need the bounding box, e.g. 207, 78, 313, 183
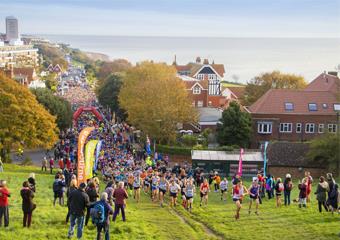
175, 57, 226, 108
249, 73, 340, 148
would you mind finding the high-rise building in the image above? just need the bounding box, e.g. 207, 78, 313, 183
5, 16, 22, 45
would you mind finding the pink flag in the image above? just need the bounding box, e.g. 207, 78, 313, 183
238, 148, 244, 176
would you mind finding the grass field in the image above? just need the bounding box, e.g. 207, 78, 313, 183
0, 164, 338, 240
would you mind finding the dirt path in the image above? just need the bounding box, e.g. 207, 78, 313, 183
168, 207, 223, 240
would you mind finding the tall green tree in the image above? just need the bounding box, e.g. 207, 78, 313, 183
217, 102, 252, 148
242, 71, 307, 106
307, 134, 340, 171
0, 74, 58, 162
97, 74, 126, 119
31, 88, 73, 130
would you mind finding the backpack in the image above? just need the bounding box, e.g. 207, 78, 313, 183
90, 202, 105, 224
53, 180, 60, 192
278, 183, 284, 192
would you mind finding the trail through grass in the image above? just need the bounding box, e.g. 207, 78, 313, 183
0, 164, 338, 240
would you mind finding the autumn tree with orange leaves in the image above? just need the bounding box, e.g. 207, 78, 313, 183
119, 62, 197, 143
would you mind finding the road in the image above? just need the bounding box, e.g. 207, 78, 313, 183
11, 149, 51, 166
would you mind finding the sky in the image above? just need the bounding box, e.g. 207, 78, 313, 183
0, 0, 339, 37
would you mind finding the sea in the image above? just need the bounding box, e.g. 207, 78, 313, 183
40, 35, 340, 83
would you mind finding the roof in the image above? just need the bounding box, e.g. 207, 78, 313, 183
248, 89, 338, 115
304, 73, 339, 94
192, 150, 263, 162
13, 67, 35, 83
175, 63, 225, 78
183, 79, 208, 90
227, 87, 245, 99
267, 142, 319, 167
197, 107, 222, 122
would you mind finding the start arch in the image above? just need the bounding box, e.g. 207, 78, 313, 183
73, 107, 103, 123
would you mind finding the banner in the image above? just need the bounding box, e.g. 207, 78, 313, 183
94, 140, 102, 172
263, 141, 269, 177
238, 148, 244, 176
77, 127, 95, 186
85, 140, 99, 180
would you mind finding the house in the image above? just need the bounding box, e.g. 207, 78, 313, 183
175, 57, 226, 108
249, 72, 340, 148
13, 67, 37, 85
221, 86, 246, 108
47, 64, 63, 73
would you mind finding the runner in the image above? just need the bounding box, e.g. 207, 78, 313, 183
151, 173, 160, 202
158, 175, 168, 207
220, 177, 228, 201
169, 179, 181, 207
184, 179, 195, 212
200, 178, 210, 207
133, 173, 141, 203
248, 178, 260, 215
232, 180, 248, 220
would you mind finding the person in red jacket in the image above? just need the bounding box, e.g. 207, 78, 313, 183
112, 181, 128, 222
58, 158, 64, 170
0, 180, 10, 227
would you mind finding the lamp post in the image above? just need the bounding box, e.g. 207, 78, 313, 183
333, 103, 340, 175
155, 119, 163, 152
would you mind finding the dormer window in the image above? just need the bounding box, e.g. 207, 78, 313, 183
193, 85, 201, 94
208, 74, 216, 80
284, 102, 294, 111
308, 103, 318, 111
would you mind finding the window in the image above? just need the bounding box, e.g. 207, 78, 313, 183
305, 123, 315, 133
328, 124, 337, 133
318, 124, 324, 133
257, 122, 272, 134
296, 123, 302, 133
193, 86, 201, 94
197, 101, 203, 107
284, 102, 294, 111
279, 123, 292, 133
197, 74, 204, 80
308, 103, 318, 111
322, 103, 328, 109
208, 74, 216, 80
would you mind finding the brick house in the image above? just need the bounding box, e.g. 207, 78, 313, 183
249, 72, 340, 148
175, 57, 225, 108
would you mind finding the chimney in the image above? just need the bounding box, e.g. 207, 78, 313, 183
203, 59, 209, 64
327, 71, 338, 77
172, 54, 177, 65
195, 56, 201, 64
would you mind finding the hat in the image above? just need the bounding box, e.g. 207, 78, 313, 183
286, 174, 291, 178
252, 177, 258, 182
79, 183, 87, 189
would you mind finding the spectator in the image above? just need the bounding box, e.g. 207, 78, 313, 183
67, 182, 90, 239
85, 181, 99, 226
0, 180, 10, 227
49, 158, 54, 174
298, 178, 307, 208
314, 176, 329, 213
112, 181, 128, 222
283, 174, 293, 206
53, 174, 66, 206
91, 192, 113, 240
66, 179, 78, 223
42, 157, 48, 172
21, 181, 36, 228
28, 173, 36, 193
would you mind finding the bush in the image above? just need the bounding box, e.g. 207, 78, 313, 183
156, 145, 191, 156
216, 146, 234, 151
193, 144, 205, 150
181, 135, 198, 147
21, 156, 33, 166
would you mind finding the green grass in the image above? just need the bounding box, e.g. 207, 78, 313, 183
0, 164, 338, 240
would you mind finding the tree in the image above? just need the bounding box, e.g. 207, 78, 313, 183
0, 74, 58, 162
44, 72, 58, 92
119, 62, 197, 143
216, 102, 252, 148
31, 88, 73, 130
242, 71, 307, 106
35, 43, 68, 70
307, 134, 340, 171
97, 74, 125, 119
96, 59, 132, 83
